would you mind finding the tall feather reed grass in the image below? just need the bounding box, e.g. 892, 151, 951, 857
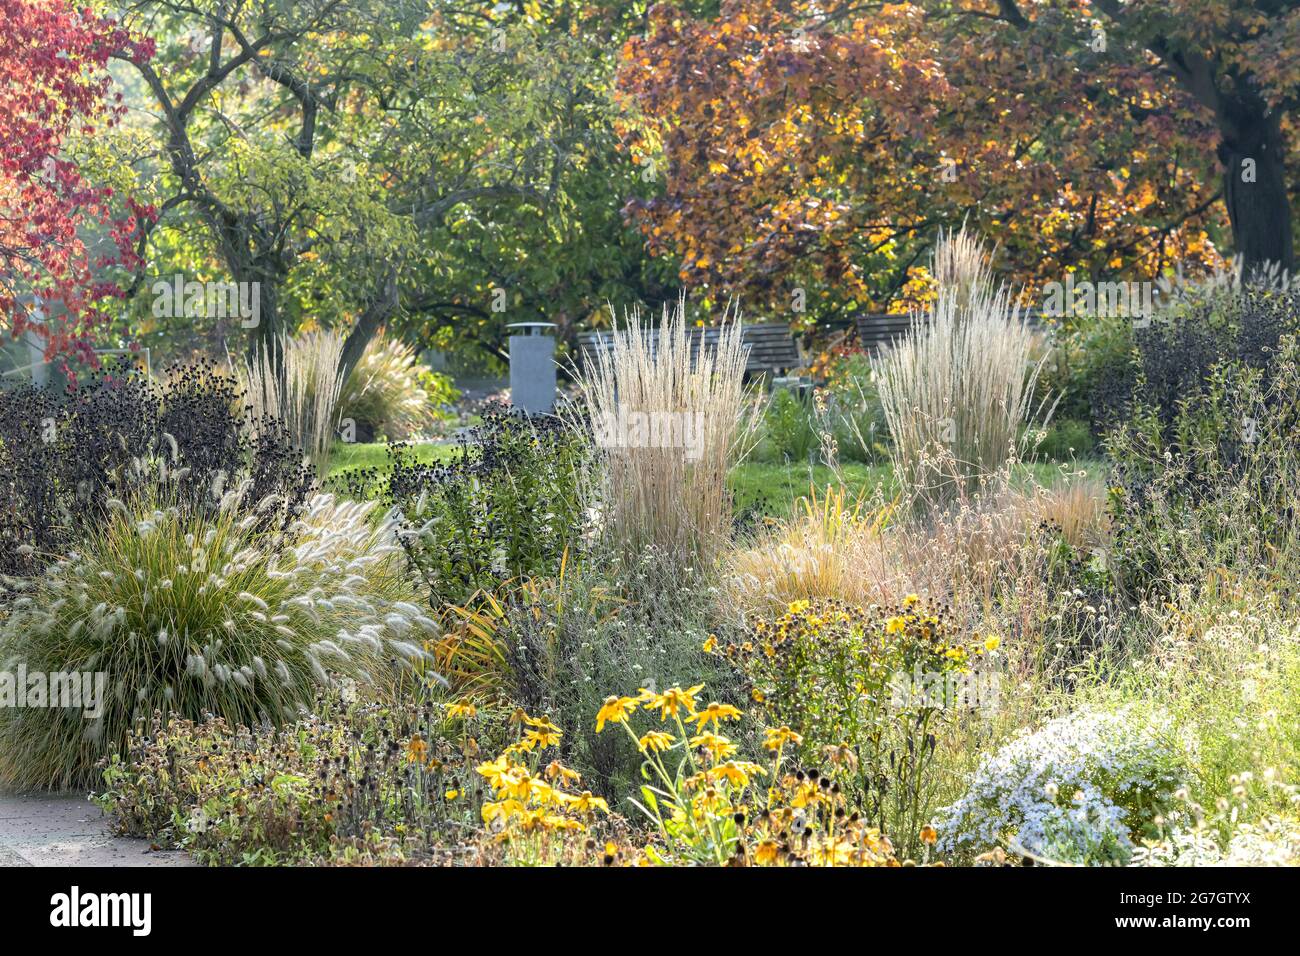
874, 225, 1053, 507
0, 473, 434, 789
572, 297, 757, 566
239, 329, 345, 470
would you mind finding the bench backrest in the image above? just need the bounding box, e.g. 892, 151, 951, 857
854, 310, 1045, 352
575, 322, 801, 375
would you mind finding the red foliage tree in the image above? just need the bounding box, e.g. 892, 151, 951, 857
618, 1, 1242, 319
0, 0, 153, 366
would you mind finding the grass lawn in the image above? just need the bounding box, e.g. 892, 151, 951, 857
331, 441, 1107, 518
731, 457, 1106, 517
328, 440, 459, 477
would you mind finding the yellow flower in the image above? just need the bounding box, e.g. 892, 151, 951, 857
690, 701, 743, 730
702, 634, 718, 653
544, 760, 581, 785
787, 599, 810, 615
886, 616, 907, 634
406, 735, 428, 764
522, 713, 561, 732
595, 695, 639, 732
476, 756, 513, 790
445, 789, 460, 800
529, 778, 559, 805
763, 726, 804, 751
689, 732, 738, 761
481, 798, 526, 826
807, 835, 855, 866
445, 700, 478, 719
637, 731, 675, 753
568, 791, 610, 815
524, 727, 562, 750
754, 839, 780, 865
903, 593, 920, 608
641, 684, 704, 721
920, 824, 938, 846
983, 634, 1001, 652
709, 761, 766, 787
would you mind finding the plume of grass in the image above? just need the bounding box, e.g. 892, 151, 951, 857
725, 485, 901, 615
723, 478, 1108, 618
240, 329, 345, 470
572, 296, 757, 566
931, 219, 996, 310
0, 486, 434, 790
338, 328, 451, 440
874, 226, 1053, 507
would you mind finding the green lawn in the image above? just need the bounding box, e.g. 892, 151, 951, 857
328, 440, 458, 478
730, 457, 1105, 517
330, 441, 1107, 518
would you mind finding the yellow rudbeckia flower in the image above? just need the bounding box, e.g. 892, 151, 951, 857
763, 726, 804, 750
595, 695, 639, 732
638, 731, 675, 753
690, 701, 743, 730
689, 731, 738, 761
641, 684, 705, 720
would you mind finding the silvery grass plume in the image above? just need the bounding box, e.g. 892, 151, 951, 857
0, 488, 436, 790
337, 327, 446, 440
570, 295, 759, 566
874, 225, 1055, 508
238, 329, 345, 471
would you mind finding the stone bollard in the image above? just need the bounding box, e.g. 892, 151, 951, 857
507, 322, 557, 414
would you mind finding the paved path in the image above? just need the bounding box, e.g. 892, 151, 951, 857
0, 793, 193, 867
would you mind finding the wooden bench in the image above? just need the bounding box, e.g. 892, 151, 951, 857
854, 309, 1045, 353
575, 323, 802, 379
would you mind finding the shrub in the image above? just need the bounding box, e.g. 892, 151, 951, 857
1128, 282, 1297, 437
573, 297, 757, 565
0, 361, 313, 578
343, 406, 589, 609
761, 387, 818, 462
1106, 333, 1300, 597
936, 706, 1189, 864
0, 486, 433, 789
1035, 311, 1136, 436
716, 596, 994, 856
337, 328, 457, 442
873, 227, 1052, 506
442, 549, 740, 806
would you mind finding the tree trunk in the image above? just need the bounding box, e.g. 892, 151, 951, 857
338, 268, 400, 384
1218, 107, 1294, 274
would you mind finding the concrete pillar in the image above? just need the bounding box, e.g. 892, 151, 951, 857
508, 322, 557, 413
